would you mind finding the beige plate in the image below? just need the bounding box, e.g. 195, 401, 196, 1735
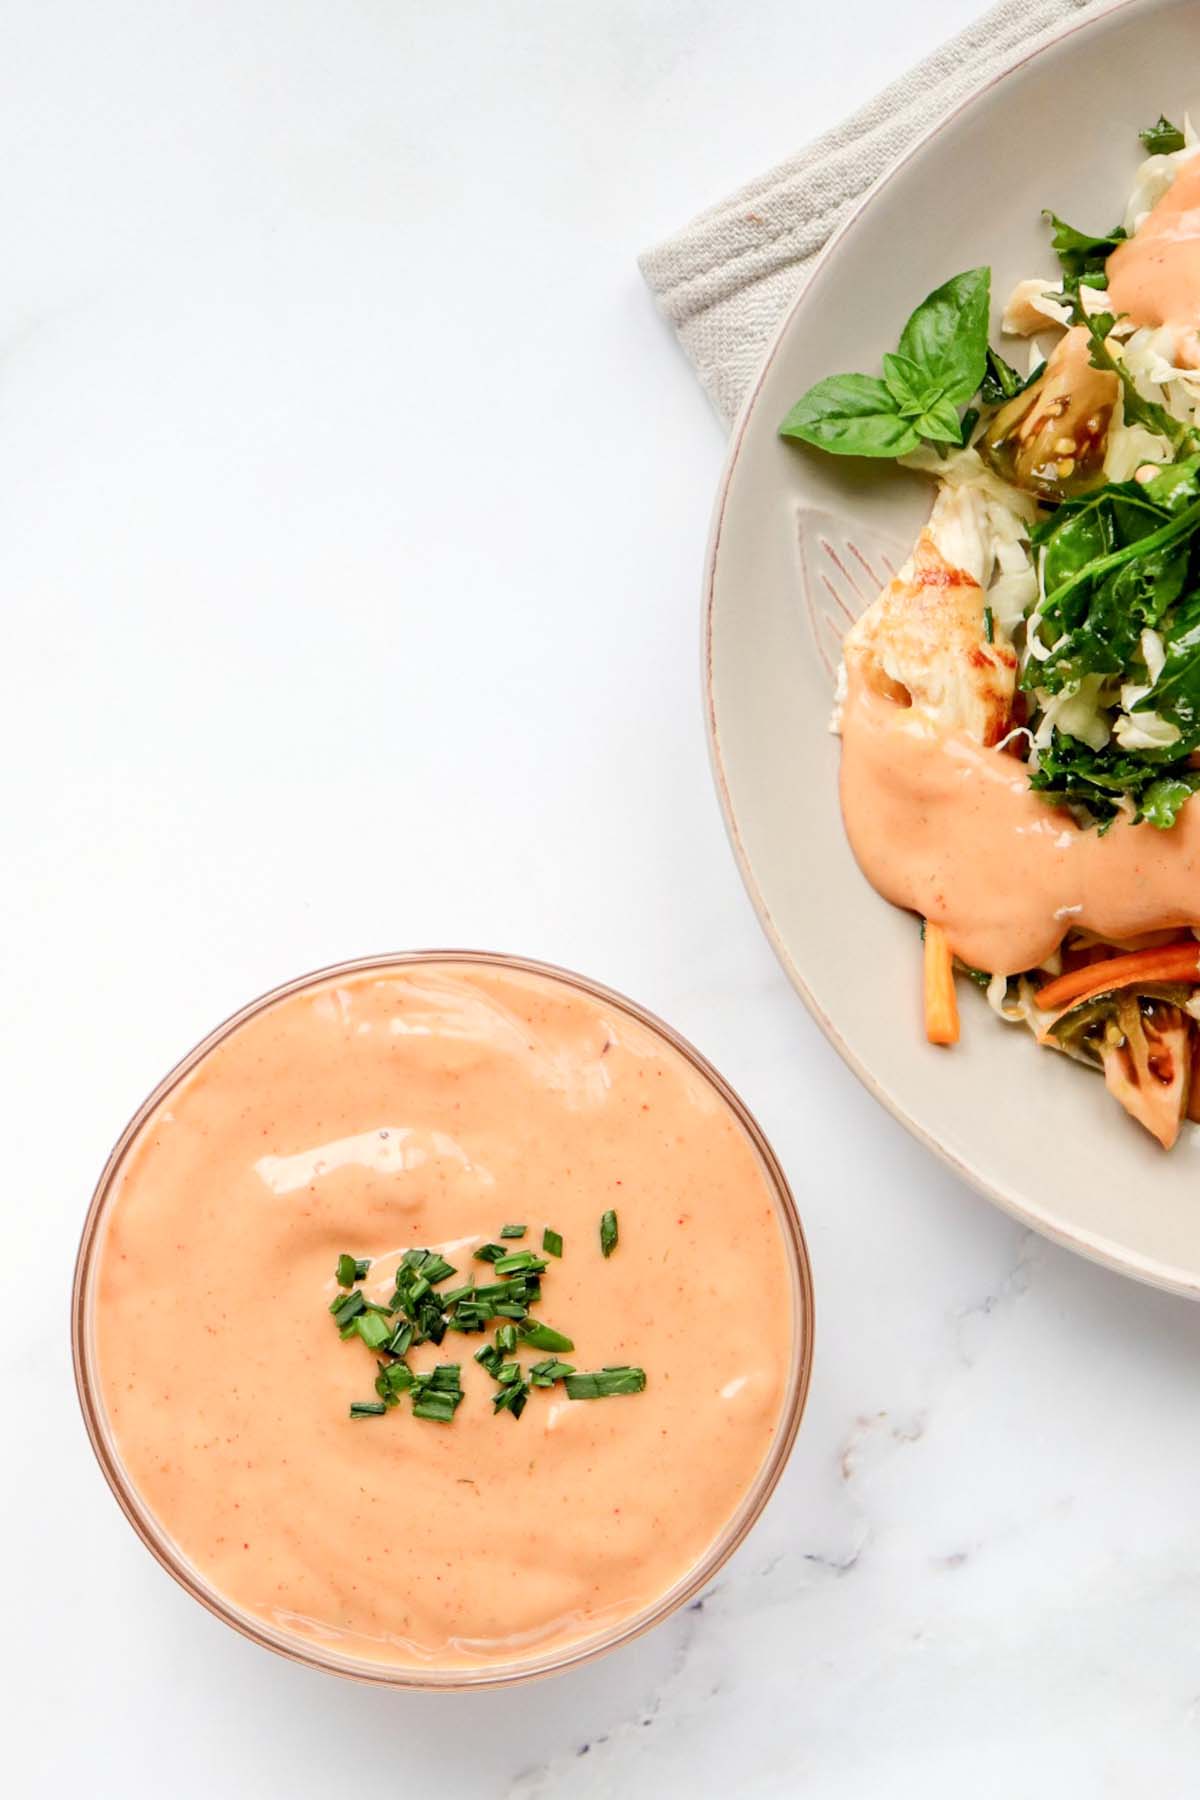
705, 0, 1200, 1297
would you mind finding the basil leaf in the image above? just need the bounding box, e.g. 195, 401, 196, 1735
1139, 115, 1186, 156
916, 397, 967, 444
881, 350, 937, 417
1138, 774, 1200, 828
778, 374, 920, 458
896, 266, 991, 408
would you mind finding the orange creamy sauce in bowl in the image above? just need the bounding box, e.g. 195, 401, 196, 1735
77, 957, 806, 1682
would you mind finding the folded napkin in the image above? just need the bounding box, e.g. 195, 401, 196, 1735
639, 0, 1108, 426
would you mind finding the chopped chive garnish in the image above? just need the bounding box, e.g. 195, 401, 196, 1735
564, 1366, 645, 1399
330, 1289, 366, 1324
332, 1216, 646, 1424
412, 1392, 459, 1422
493, 1251, 548, 1276
353, 1311, 391, 1350
983, 605, 994, 644
529, 1358, 575, 1387
418, 1255, 457, 1287
518, 1319, 575, 1353
491, 1378, 529, 1419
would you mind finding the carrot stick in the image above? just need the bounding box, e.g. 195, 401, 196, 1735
1037, 941, 1200, 1014
923, 921, 959, 1046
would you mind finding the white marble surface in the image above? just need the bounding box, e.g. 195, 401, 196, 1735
8, 0, 1200, 1792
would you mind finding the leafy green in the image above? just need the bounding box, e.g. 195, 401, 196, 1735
1134, 591, 1200, 740
1027, 735, 1200, 830
1139, 114, 1186, 155
779, 374, 921, 457
895, 267, 992, 407
1064, 290, 1194, 452
1139, 774, 1200, 827
979, 346, 1045, 407
1028, 491, 1200, 692
1042, 211, 1127, 295
779, 267, 991, 459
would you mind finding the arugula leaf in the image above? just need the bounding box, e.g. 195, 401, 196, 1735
980, 346, 1045, 408
896, 266, 991, 406
1062, 288, 1194, 452
778, 267, 991, 460
778, 373, 921, 457
1139, 114, 1186, 156
1043, 211, 1127, 295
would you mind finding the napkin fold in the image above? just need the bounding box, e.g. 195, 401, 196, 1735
638, 0, 1108, 426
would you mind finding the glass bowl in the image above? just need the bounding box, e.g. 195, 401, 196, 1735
72, 950, 815, 1689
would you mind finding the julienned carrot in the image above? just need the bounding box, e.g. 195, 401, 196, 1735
1037, 941, 1200, 1014
923, 921, 959, 1046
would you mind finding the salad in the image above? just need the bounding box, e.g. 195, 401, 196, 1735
782, 113, 1200, 1148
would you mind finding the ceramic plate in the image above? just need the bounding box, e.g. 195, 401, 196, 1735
705, 0, 1200, 1295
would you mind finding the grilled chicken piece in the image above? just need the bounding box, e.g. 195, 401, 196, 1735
981, 325, 1118, 501
842, 485, 1017, 746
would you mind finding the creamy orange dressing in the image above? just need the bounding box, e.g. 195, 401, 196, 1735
91, 961, 795, 1671
1109, 155, 1200, 333
838, 160, 1200, 974
840, 678, 1200, 974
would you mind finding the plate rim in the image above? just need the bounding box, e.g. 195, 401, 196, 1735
700, 0, 1200, 1300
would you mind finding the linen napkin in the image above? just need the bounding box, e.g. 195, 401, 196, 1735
639, 0, 1109, 426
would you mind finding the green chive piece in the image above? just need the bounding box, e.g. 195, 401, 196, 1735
983, 605, 994, 644
542, 1228, 563, 1258
336, 1253, 368, 1286
600, 1210, 618, 1258
564, 1366, 645, 1400
519, 1319, 575, 1353
349, 1400, 387, 1418
353, 1312, 391, 1350
440, 1284, 474, 1306
330, 1289, 366, 1323
475, 1344, 502, 1374
474, 1243, 507, 1264
385, 1322, 414, 1358
418, 1255, 457, 1287
493, 1251, 548, 1276
529, 1358, 575, 1387
499, 1224, 527, 1239
491, 1301, 528, 1320
492, 1379, 529, 1419
412, 1392, 458, 1422
495, 1322, 518, 1353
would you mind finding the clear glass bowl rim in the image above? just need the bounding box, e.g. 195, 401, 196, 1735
72, 948, 816, 1690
